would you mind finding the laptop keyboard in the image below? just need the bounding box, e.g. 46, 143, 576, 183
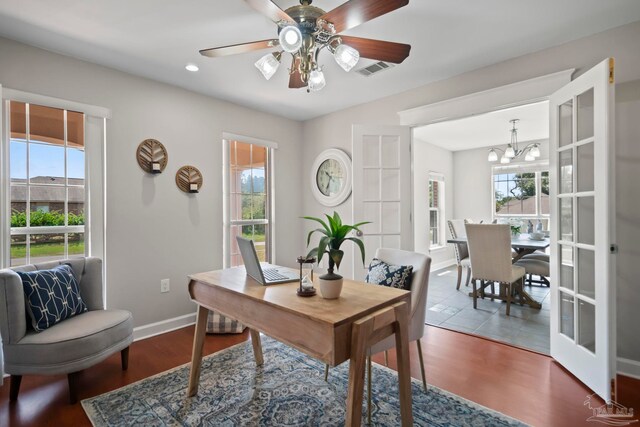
263, 269, 289, 281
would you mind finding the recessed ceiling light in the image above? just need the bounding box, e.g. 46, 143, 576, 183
185, 63, 199, 72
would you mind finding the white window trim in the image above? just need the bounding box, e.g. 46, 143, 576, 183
222, 135, 276, 268
428, 172, 445, 250
492, 161, 550, 220
1, 88, 108, 275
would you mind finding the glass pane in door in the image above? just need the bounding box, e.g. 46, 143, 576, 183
577, 248, 595, 299
578, 300, 596, 353
559, 197, 573, 241
577, 142, 594, 192
560, 291, 575, 339
577, 196, 595, 246
577, 88, 594, 141
560, 245, 574, 291
559, 150, 573, 194
559, 100, 573, 147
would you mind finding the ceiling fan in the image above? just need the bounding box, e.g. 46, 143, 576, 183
199, 0, 411, 92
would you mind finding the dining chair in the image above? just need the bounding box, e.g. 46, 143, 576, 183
465, 224, 526, 316
447, 219, 471, 290
324, 248, 431, 424
516, 254, 550, 286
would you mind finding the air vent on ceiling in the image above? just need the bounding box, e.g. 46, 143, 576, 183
355, 61, 395, 77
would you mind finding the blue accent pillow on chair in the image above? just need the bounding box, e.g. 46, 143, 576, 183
18, 264, 88, 332
365, 258, 413, 290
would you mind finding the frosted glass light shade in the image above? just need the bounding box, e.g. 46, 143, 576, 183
505, 145, 515, 158
488, 149, 498, 162
279, 26, 303, 53
308, 70, 326, 92
500, 155, 511, 164
530, 145, 541, 158
525, 152, 535, 161
255, 53, 281, 80
334, 44, 360, 72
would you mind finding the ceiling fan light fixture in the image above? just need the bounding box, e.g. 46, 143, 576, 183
488, 149, 498, 162
334, 44, 360, 72
255, 52, 282, 80
279, 25, 303, 53
308, 69, 326, 92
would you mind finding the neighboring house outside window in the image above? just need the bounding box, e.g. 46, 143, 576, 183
428, 173, 445, 249
7, 101, 86, 266
493, 163, 550, 230
225, 140, 271, 267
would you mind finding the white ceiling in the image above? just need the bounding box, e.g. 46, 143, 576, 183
413, 101, 549, 152
0, 1, 639, 121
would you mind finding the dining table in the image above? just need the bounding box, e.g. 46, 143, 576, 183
447, 234, 549, 309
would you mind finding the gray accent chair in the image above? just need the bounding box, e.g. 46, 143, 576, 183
0, 257, 133, 404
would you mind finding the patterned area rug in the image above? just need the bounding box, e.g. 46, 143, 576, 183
82, 336, 527, 426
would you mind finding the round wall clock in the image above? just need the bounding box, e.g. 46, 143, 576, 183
311, 148, 352, 207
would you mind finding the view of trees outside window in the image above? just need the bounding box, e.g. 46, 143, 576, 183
8, 101, 86, 266
494, 171, 549, 216
228, 141, 270, 267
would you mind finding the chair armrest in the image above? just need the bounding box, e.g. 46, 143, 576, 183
79, 257, 104, 311
0, 269, 27, 344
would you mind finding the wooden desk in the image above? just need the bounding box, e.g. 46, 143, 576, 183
186, 267, 413, 426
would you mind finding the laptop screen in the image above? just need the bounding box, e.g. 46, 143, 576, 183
236, 236, 265, 284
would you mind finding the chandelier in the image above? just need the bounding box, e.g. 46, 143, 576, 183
487, 119, 541, 163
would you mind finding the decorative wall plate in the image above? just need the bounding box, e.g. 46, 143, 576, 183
176, 166, 203, 194
311, 148, 352, 206
136, 139, 168, 174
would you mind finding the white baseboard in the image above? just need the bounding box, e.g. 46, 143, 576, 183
431, 258, 457, 272
618, 357, 640, 380
133, 312, 196, 342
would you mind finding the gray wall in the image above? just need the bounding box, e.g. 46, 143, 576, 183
0, 36, 304, 327
412, 139, 454, 269
301, 22, 640, 367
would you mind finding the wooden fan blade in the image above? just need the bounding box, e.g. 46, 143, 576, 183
319, 0, 409, 34
200, 39, 279, 58
339, 36, 411, 64
289, 57, 306, 89
244, 0, 295, 24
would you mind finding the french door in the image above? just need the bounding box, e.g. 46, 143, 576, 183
549, 58, 616, 401
352, 125, 412, 280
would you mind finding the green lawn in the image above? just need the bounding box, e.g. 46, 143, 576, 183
11, 241, 85, 258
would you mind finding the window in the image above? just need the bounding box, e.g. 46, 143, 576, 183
8, 101, 86, 266
493, 164, 549, 218
428, 174, 444, 248
226, 140, 271, 267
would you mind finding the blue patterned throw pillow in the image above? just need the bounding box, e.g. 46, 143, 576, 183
18, 264, 88, 332
365, 258, 413, 290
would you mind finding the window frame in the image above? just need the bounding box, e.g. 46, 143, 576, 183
1, 88, 109, 270
222, 135, 276, 268
428, 172, 445, 250
492, 162, 550, 220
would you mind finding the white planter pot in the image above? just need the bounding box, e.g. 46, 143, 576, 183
319, 277, 343, 299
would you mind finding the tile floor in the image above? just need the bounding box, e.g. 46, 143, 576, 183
426, 265, 551, 354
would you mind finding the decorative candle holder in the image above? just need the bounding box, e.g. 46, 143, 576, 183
296, 255, 316, 297
176, 166, 203, 194
136, 139, 168, 174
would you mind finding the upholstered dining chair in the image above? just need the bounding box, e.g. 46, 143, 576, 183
447, 220, 471, 290
0, 257, 133, 404
516, 253, 550, 286
324, 248, 431, 424
465, 224, 526, 316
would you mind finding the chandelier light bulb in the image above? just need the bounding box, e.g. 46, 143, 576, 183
334, 44, 360, 72
488, 149, 498, 162
530, 144, 541, 158
524, 152, 535, 161
505, 145, 516, 158
500, 155, 511, 164
279, 26, 303, 53
254, 52, 281, 80
308, 69, 326, 92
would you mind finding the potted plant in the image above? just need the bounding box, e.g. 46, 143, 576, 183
303, 211, 369, 299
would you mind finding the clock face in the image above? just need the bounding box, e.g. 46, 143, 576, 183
316, 159, 344, 196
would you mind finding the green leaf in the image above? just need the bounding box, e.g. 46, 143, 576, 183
333, 211, 342, 228
345, 237, 367, 265
306, 228, 329, 247
329, 248, 344, 270
302, 216, 330, 234
316, 235, 331, 263
325, 214, 337, 234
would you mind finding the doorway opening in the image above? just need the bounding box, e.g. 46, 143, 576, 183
412, 100, 552, 354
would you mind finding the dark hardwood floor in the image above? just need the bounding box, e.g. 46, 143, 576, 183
1, 325, 638, 426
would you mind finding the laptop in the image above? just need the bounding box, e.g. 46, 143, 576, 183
236, 236, 299, 285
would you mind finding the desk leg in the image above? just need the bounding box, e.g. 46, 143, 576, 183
394, 303, 414, 427
249, 329, 264, 366
187, 304, 209, 397
345, 319, 372, 426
